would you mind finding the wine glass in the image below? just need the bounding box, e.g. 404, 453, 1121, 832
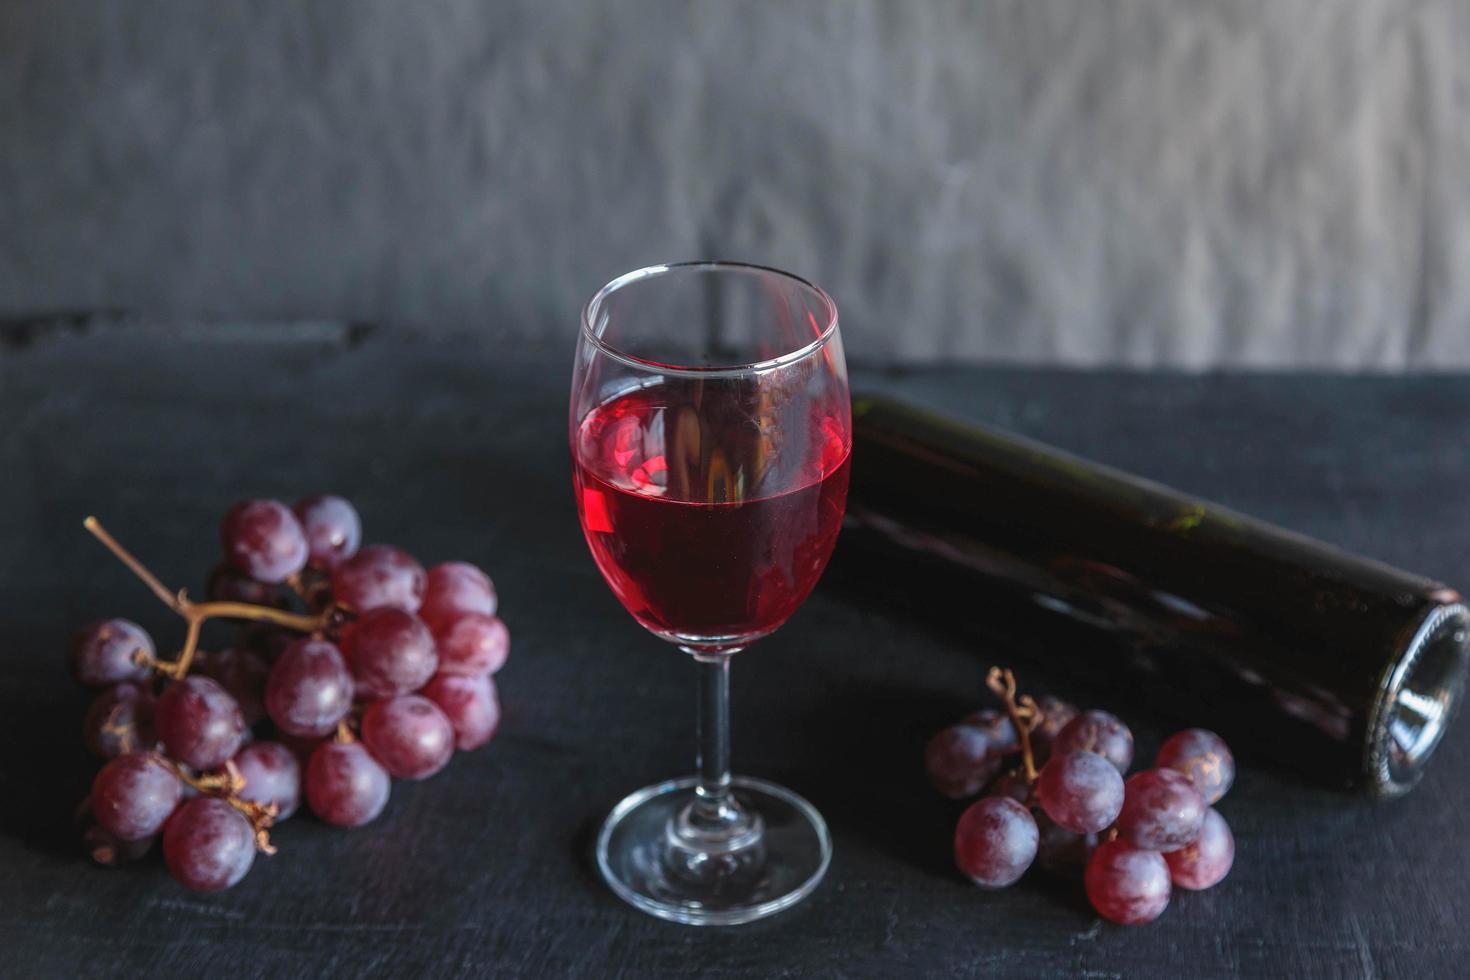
570, 262, 851, 925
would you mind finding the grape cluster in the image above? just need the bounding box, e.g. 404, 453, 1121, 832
74, 496, 510, 892
930, 669, 1236, 925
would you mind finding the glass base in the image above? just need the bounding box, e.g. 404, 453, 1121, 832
595, 775, 831, 925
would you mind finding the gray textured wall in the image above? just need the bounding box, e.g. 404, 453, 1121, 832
3, 1, 1468, 368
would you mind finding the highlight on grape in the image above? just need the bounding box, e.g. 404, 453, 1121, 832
930, 668, 1236, 925
75, 496, 510, 891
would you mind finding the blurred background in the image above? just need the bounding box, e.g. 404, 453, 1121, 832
3, 0, 1468, 369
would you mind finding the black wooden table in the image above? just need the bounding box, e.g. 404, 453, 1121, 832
2, 321, 1466, 978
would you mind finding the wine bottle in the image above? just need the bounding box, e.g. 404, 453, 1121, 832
838, 393, 1469, 797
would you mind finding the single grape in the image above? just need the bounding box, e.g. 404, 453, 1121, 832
233, 741, 302, 821
331, 544, 426, 613
154, 676, 246, 771
194, 647, 270, 727
163, 797, 257, 892
954, 796, 1039, 888
418, 561, 497, 632
91, 751, 181, 841
361, 694, 455, 780
341, 608, 438, 699
70, 619, 153, 687
292, 495, 362, 571
986, 769, 1034, 806
75, 800, 155, 867
1156, 728, 1235, 805
422, 673, 500, 750
433, 613, 510, 677
1116, 768, 1206, 852
83, 682, 154, 758
925, 724, 1002, 799
265, 638, 354, 738
962, 708, 1020, 755
1034, 809, 1098, 872
1029, 695, 1079, 762
1164, 807, 1234, 889
1052, 710, 1134, 773
1085, 840, 1172, 925
1036, 750, 1125, 834
82, 820, 155, 867
206, 561, 284, 608
306, 739, 391, 827
220, 499, 309, 584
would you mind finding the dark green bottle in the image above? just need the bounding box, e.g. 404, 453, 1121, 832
838, 394, 1468, 797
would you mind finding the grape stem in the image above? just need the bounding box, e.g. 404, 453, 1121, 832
163, 756, 280, 855
98, 703, 142, 754
84, 516, 335, 678
986, 667, 1042, 784
285, 571, 334, 612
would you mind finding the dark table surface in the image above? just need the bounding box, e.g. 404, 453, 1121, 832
2, 320, 1467, 979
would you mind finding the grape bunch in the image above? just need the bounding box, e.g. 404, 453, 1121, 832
73, 496, 510, 892
930, 668, 1235, 925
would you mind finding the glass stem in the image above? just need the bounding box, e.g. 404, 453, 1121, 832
690, 649, 739, 825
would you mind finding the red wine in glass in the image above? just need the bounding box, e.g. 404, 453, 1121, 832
574, 383, 850, 649
571, 261, 850, 925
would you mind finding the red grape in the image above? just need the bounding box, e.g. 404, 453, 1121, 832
433, 613, 510, 677
418, 561, 497, 633
71, 619, 153, 687
962, 708, 1020, 755
361, 694, 455, 780
194, 647, 270, 727
1156, 728, 1235, 805
331, 544, 426, 613
233, 741, 302, 821
91, 751, 181, 840
220, 499, 309, 584
277, 731, 327, 766
1116, 768, 1206, 852
154, 676, 246, 771
1052, 710, 1134, 773
163, 797, 257, 892
422, 673, 500, 750
986, 769, 1034, 806
206, 561, 284, 607
265, 638, 354, 738
306, 740, 391, 827
954, 796, 1038, 888
925, 724, 1002, 799
292, 495, 362, 571
75, 800, 155, 867
82, 820, 155, 867
1164, 807, 1234, 890
1035, 810, 1098, 871
1085, 840, 1172, 925
1036, 750, 1125, 834
83, 682, 154, 758
341, 608, 438, 699
242, 624, 295, 663
1029, 695, 1079, 762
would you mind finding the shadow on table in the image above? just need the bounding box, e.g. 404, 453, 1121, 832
788, 680, 971, 879
0, 691, 95, 860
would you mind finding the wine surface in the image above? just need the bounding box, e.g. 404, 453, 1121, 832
573, 383, 850, 649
